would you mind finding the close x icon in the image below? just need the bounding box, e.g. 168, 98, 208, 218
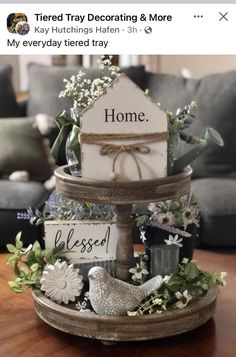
219, 12, 228, 21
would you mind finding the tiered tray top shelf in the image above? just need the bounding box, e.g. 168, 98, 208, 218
54, 165, 192, 205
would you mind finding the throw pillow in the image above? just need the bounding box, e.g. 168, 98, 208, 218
0, 65, 20, 118
146, 70, 236, 177
0, 117, 53, 182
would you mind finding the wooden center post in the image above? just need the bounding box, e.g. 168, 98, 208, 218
115, 204, 134, 281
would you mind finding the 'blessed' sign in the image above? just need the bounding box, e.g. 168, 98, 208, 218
80, 74, 168, 182
44, 220, 118, 264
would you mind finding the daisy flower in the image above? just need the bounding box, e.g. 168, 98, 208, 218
129, 263, 148, 281
151, 211, 176, 226
175, 290, 193, 309
182, 206, 198, 229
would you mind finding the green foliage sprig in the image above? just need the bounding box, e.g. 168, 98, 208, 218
129, 259, 226, 316
166, 101, 196, 134
160, 101, 202, 144
7, 232, 66, 293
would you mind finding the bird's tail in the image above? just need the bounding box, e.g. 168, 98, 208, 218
141, 275, 163, 297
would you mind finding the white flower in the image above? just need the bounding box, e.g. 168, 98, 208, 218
84, 291, 90, 300
76, 301, 94, 314
163, 275, 171, 283
147, 202, 159, 213
182, 258, 189, 264
175, 290, 193, 309
153, 298, 163, 305
76, 301, 87, 310
164, 234, 183, 247
140, 230, 146, 244
152, 212, 176, 226
129, 263, 148, 281
40, 260, 84, 305
58, 58, 119, 112
219, 272, 227, 286
127, 311, 137, 316
182, 206, 197, 229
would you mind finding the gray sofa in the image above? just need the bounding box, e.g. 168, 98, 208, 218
0, 66, 51, 247
1, 63, 236, 247
146, 70, 236, 246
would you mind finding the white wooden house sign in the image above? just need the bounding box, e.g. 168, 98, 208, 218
44, 221, 118, 264
80, 74, 168, 182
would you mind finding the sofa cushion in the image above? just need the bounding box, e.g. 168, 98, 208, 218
27, 64, 146, 117
0, 180, 49, 247
0, 180, 48, 209
0, 117, 53, 182
0, 65, 20, 117
146, 70, 236, 178
192, 178, 236, 246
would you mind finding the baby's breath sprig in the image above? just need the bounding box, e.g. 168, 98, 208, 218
59, 56, 120, 112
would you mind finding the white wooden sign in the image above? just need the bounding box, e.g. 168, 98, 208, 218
44, 220, 118, 264
80, 74, 168, 182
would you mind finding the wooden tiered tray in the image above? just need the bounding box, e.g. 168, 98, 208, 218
32, 165, 218, 342
54, 165, 192, 280
33, 285, 218, 342
54, 165, 192, 205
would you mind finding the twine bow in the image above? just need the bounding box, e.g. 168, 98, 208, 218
80, 132, 168, 181
100, 143, 150, 180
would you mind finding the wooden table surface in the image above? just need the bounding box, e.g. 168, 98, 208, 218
0, 248, 236, 357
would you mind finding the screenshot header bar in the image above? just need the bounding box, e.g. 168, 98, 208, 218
2, 1, 236, 4
1, 4, 235, 54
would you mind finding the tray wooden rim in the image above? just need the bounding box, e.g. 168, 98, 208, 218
32, 285, 218, 341
54, 165, 192, 204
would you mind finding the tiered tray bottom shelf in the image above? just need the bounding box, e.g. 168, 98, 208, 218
32, 165, 218, 342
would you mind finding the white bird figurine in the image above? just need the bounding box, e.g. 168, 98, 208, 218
88, 266, 163, 316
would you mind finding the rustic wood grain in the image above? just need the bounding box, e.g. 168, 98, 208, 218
55, 165, 192, 281
115, 204, 133, 280
1, 249, 235, 356
54, 165, 192, 204
32, 285, 218, 341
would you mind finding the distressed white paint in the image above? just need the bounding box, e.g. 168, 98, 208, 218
44, 220, 118, 264
80, 74, 167, 181
40, 260, 84, 304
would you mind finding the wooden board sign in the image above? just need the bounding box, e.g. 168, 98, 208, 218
80, 74, 168, 182
44, 220, 118, 264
